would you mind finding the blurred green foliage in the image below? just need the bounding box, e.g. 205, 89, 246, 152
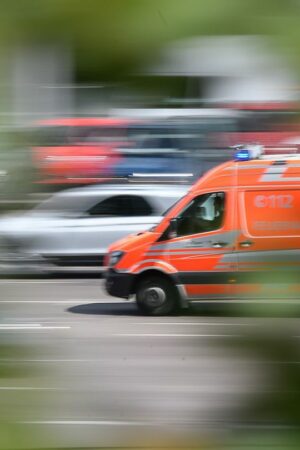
0, 0, 300, 200
0, 342, 42, 450
0, 0, 299, 80
0, 343, 34, 378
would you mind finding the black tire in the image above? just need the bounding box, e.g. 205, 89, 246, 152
136, 275, 178, 316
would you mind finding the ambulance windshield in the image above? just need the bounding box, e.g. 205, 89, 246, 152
176, 192, 225, 236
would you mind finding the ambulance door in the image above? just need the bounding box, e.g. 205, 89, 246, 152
163, 189, 238, 300
236, 188, 300, 299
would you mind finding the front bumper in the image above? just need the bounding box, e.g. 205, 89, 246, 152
105, 268, 135, 299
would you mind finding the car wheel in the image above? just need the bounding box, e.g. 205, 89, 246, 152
136, 275, 178, 316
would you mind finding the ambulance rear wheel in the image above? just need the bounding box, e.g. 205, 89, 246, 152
136, 275, 178, 316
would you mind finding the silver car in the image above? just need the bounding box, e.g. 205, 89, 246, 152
0, 184, 189, 273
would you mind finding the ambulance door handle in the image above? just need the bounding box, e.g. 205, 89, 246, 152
212, 241, 228, 248
239, 240, 253, 248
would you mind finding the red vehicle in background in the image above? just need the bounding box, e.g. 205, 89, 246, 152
219, 102, 300, 150
31, 105, 300, 185
32, 117, 134, 184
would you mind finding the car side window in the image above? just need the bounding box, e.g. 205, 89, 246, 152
176, 192, 225, 237
88, 195, 153, 217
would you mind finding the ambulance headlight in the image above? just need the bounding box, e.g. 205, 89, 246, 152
108, 251, 124, 267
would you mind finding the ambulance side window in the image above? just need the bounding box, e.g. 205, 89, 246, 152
176, 192, 225, 237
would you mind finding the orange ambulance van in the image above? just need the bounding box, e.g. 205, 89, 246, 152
105, 145, 300, 315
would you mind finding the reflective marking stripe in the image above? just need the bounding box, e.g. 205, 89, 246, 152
260, 165, 300, 182
150, 231, 238, 251
225, 164, 270, 170
147, 248, 226, 253
226, 163, 300, 172
145, 250, 226, 256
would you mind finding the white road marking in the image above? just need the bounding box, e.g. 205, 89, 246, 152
4, 317, 75, 321
0, 323, 41, 327
191, 299, 300, 304
0, 387, 64, 390
0, 323, 70, 330
0, 328, 70, 330
114, 333, 238, 337
135, 322, 252, 326
0, 280, 100, 284
3, 359, 300, 366
0, 359, 94, 363
0, 300, 101, 304
22, 420, 151, 426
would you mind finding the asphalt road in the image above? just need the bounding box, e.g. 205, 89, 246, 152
0, 278, 299, 448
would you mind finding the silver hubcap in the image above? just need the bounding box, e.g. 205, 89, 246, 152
144, 287, 166, 307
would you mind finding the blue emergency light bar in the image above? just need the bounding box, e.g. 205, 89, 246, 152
235, 149, 250, 161
234, 144, 264, 161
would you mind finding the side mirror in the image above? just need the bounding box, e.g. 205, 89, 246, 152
168, 218, 178, 239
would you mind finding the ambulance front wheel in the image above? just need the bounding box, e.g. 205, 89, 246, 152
136, 275, 178, 316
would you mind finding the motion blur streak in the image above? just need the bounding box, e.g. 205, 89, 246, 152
1, 1, 300, 449
0, 280, 299, 449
